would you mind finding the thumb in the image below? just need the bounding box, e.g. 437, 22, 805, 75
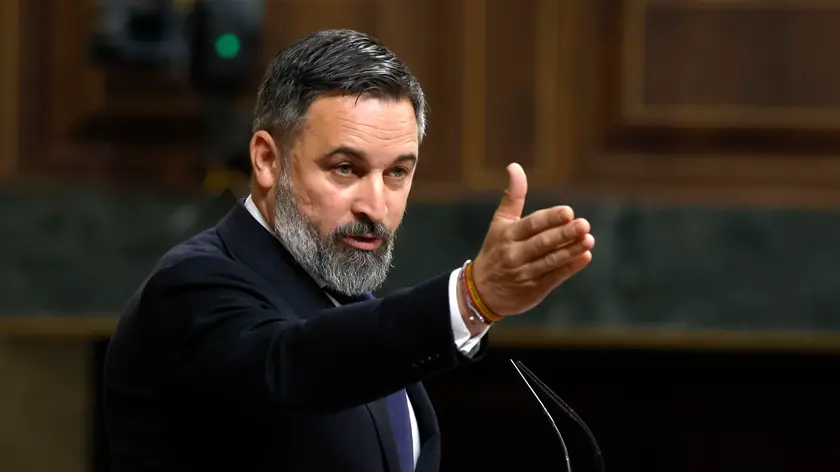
494, 163, 527, 221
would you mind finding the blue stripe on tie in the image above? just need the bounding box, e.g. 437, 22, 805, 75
386, 389, 413, 472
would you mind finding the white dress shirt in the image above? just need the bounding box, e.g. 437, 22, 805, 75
244, 196, 489, 467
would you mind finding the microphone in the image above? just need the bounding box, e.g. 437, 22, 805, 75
510, 359, 606, 472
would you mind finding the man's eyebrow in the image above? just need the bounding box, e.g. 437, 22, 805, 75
392, 154, 418, 166
321, 146, 366, 161
320, 146, 418, 165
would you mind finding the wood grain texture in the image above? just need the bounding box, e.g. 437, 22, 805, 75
571, 0, 840, 207
461, 0, 488, 188
375, 0, 465, 187
7, 0, 840, 207
0, 0, 20, 181
625, 0, 840, 127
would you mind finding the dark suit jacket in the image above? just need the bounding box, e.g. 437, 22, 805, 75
103, 200, 486, 472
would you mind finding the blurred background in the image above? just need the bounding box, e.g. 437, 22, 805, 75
2, 0, 840, 471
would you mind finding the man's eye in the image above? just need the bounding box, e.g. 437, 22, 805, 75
334, 164, 354, 175
389, 167, 408, 178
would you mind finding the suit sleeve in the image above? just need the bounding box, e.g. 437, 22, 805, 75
144, 256, 486, 417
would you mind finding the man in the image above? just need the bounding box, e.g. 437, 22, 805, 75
104, 29, 594, 472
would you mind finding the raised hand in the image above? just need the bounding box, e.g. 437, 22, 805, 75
469, 163, 594, 317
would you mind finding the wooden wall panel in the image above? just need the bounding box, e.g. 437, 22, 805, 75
374, 0, 466, 188
9, 0, 840, 207
484, 0, 537, 180
9, 0, 485, 194
458, 0, 579, 191
570, 0, 840, 208
625, 0, 840, 127
460, 0, 488, 189
19, 0, 215, 190
0, 0, 20, 181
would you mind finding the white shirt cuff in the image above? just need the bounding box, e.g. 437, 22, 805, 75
448, 268, 489, 358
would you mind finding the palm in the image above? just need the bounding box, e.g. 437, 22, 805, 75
469, 164, 594, 317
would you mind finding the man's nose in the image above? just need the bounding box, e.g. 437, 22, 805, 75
352, 174, 387, 223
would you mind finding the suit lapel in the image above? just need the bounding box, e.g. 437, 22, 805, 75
366, 397, 403, 472
215, 200, 334, 317
218, 202, 439, 471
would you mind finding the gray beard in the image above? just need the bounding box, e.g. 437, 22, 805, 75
270, 168, 395, 296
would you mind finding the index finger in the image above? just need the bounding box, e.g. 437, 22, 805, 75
509, 206, 574, 241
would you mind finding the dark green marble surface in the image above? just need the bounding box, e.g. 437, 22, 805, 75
1, 189, 838, 332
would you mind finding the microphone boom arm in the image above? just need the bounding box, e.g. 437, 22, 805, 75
511, 359, 606, 472
511, 360, 573, 472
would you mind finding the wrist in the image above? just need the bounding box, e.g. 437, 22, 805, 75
457, 272, 489, 337
457, 260, 501, 336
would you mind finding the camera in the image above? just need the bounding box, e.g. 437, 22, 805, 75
88, 0, 266, 187
89, 0, 265, 94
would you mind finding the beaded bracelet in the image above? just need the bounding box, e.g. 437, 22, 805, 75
459, 260, 502, 325
458, 264, 490, 325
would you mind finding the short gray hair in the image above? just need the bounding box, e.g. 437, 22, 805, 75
252, 29, 427, 145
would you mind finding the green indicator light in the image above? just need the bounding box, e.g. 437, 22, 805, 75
214, 33, 240, 59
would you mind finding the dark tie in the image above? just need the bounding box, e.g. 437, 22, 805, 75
385, 387, 414, 472
324, 288, 414, 472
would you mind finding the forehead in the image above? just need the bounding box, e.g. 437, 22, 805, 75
299, 94, 419, 160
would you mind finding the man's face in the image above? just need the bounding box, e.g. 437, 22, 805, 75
254, 94, 419, 295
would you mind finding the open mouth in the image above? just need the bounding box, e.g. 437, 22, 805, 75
343, 234, 383, 251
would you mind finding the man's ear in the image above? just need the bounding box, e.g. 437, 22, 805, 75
250, 130, 279, 191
